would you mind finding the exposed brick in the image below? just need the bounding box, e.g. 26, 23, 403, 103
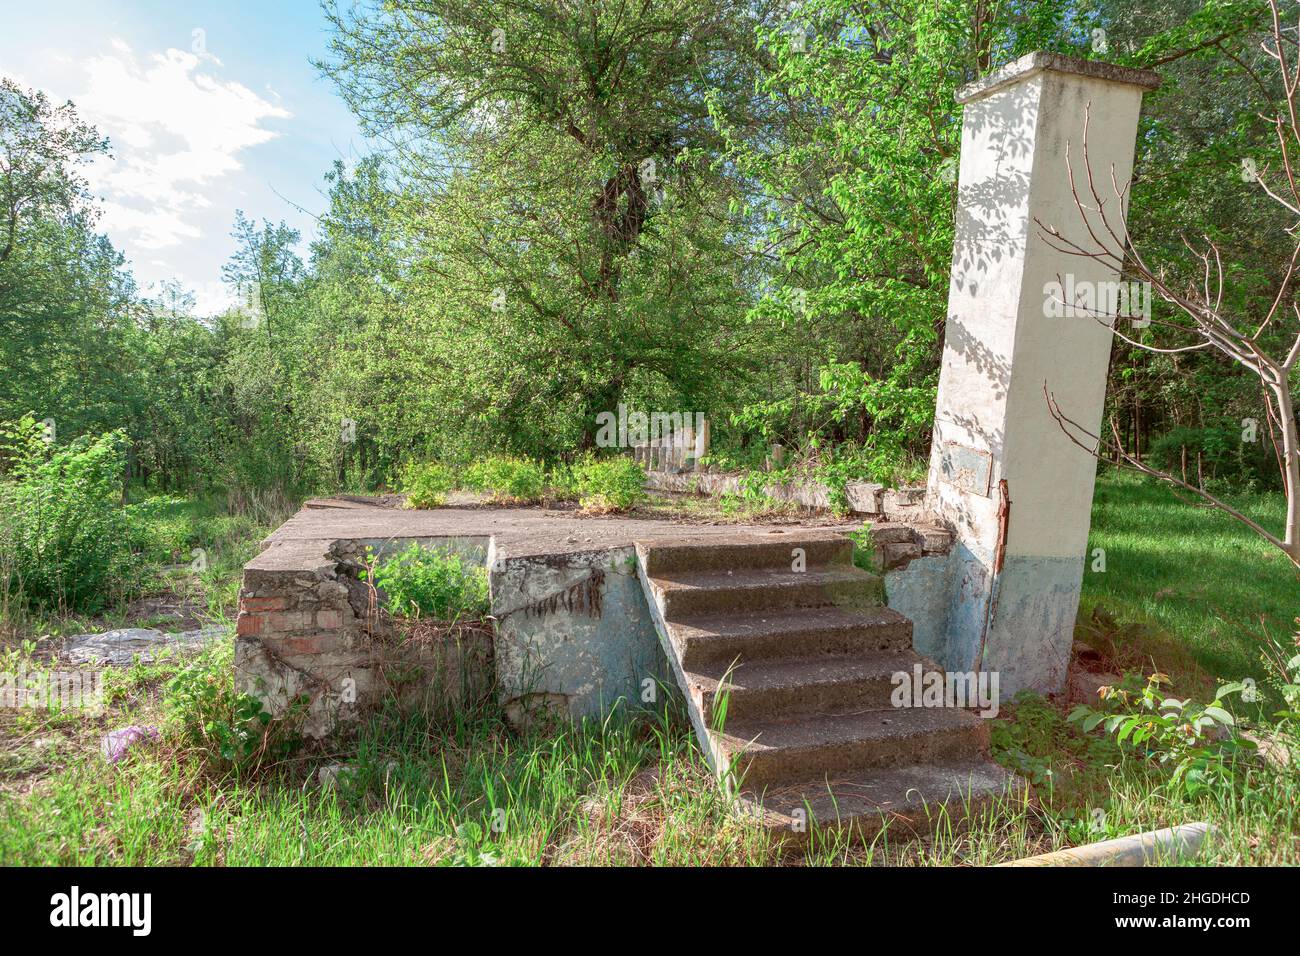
282, 635, 324, 655
266, 611, 312, 631
316, 609, 344, 629
241, 595, 287, 613
236, 613, 263, 636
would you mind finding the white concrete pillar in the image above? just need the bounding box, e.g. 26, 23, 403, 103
926, 53, 1159, 693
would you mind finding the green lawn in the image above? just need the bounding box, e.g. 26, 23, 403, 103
1082, 473, 1297, 696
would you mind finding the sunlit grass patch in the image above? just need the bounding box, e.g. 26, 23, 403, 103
1082, 473, 1296, 698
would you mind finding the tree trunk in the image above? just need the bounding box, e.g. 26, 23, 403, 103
1271, 375, 1300, 562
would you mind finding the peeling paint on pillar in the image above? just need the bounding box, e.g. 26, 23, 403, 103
943, 543, 1082, 690
925, 53, 1159, 694
980, 554, 1082, 692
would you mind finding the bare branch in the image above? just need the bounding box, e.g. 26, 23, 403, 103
1045, 384, 1296, 564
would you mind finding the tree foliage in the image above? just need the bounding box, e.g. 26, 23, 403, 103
0, 1, 1293, 516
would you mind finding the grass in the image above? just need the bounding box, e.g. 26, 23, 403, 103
0, 476, 1297, 866
0, 648, 762, 865
3, 640, 1295, 865
1081, 472, 1298, 702
127, 495, 291, 622
0, 494, 288, 646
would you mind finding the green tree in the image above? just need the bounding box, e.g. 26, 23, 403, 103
321, 0, 780, 452
0, 79, 145, 450
717, 0, 1078, 476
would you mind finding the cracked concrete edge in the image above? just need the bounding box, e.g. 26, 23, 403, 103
957, 50, 1161, 105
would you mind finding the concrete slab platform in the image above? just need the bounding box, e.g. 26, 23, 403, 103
260, 496, 864, 562
237, 496, 960, 740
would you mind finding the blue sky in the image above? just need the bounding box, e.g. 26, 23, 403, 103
0, 0, 368, 314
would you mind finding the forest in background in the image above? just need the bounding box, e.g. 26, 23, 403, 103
1, 0, 1292, 515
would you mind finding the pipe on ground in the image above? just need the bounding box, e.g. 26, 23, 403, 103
998, 823, 1217, 867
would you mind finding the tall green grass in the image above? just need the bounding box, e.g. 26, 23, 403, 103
1082, 473, 1297, 693
3, 634, 1296, 866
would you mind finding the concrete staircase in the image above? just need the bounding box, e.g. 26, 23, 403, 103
635, 530, 1017, 842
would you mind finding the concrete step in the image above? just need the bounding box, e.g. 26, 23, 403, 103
649, 566, 884, 619
668, 606, 913, 670
634, 531, 1014, 846
717, 707, 990, 791
636, 533, 852, 576
686, 649, 923, 723
738, 757, 1022, 843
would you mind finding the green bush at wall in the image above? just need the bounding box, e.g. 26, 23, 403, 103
570, 455, 646, 512
362, 543, 490, 622
401, 461, 457, 509
463, 456, 548, 504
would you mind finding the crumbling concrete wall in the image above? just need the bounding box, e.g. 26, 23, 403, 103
234, 537, 493, 740
490, 546, 668, 725
844, 521, 957, 666
237, 520, 957, 738
234, 542, 362, 739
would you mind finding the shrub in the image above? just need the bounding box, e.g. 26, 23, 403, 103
571, 455, 646, 512
0, 418, 136, 612
463, 456, 547, 504
991, 690, 1120, 794
1068, 672, 1256, 798
1274, 621, 1300, 725
846, 522, 875, 571
164, 640, 294, 770
1148, 424, 1280, 491
362, 543, 490, 622
546, 461, 580, 501
401, 461, 456, 509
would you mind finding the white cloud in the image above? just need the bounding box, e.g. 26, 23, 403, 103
73, 39, 291, 251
